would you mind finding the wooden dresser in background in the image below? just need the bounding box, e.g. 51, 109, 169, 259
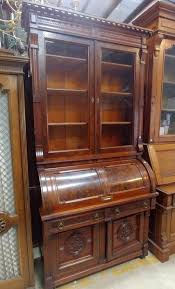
0, 51, 34, 289
133, 1, 175, 262
22, 1, 157, 288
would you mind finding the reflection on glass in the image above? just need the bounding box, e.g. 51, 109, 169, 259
45, 39, 89, 151
101, 48, 134, 147
160, 45, 175, 135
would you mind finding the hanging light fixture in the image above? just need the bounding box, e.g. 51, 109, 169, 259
57, 0, 63, 7
70, 0, 80, 11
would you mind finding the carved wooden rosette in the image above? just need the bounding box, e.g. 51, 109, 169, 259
117, 221, 134, 242
65, 232, 85, 257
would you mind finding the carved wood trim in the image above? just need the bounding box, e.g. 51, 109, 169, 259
21, 1, 152, 36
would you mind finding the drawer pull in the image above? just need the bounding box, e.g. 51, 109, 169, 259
58, 220, 64, 230
94, 213, 99, 221
115, 208, 120, 215
143, 201, 149, 209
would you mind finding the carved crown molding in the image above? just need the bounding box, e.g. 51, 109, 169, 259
21, 0, 152, 36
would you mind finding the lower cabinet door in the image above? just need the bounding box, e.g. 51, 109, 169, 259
53, 224, 100, 282
107, 214, 144, 260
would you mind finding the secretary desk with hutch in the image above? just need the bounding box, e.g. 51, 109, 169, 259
22, 1, 157, 288
133, 0, 175, 262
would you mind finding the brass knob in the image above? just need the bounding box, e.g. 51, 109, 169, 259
143, 201, 149, 209
115, 208, 120, 216
94, 213, 99, 221
58, 220, 64, 230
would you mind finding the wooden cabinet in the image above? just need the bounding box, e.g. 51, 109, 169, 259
29, 29, 145, 160
40, 159, 156, 288
134, 1, 175, 143
0, 51, 34, 289
134, 1, 175, 262
22, 1, 157, 288
144, 144, 175, 262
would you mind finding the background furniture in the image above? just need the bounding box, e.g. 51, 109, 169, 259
0, 51, 34, 289
22, 1, 157, 288
133, 0, 175, 262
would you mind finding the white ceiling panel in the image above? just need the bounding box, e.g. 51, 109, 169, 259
107, 0, 144, 22
84, 0, 119, 18
48, 0, 87, 10
46, 0, 175, 23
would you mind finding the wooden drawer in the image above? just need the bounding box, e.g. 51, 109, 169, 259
48, 210, 105, 233
106, 199, 150, 221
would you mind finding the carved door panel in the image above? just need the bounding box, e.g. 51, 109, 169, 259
107, 214, 143, 260
56, 225, 100, 278
0, 75, 33, 289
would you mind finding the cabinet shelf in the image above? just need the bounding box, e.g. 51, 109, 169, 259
162, 108, 175, 112
102, 122, 131, 125
46, 53, 86, 64
48, 122, 87, 126
102, 61, 132, 71
101, 91, 132, 97
165, 53, 175, 59
47, 88, 88, 96
164, 80, 175, 85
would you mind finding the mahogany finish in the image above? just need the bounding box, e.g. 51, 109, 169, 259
22, 1, 157, 288
134, 1, 175, 262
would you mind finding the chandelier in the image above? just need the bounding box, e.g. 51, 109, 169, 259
42, 0, 81, 11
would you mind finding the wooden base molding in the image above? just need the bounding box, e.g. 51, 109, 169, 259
148, 238, 170, 262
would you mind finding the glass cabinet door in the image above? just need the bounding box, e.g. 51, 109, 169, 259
43, 34, 94, 156
160, 44, 175, 137
96, 43, 135, 152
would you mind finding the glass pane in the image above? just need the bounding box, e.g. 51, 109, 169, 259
101, 48, 134, 148
0, 228, 20, 280
160, 45, 175, 135
45, 39, 89, 152
0, 89, 20, 279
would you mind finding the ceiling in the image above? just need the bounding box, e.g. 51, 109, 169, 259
47, 0, 175, 23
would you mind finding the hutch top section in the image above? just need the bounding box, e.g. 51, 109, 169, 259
21, 1, 152, 165
133, 1, 175, 34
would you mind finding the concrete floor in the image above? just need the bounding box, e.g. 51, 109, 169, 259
35, 253, 175, 289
